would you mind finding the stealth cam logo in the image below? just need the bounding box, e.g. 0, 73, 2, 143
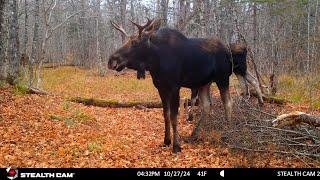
6, 167, 18, 180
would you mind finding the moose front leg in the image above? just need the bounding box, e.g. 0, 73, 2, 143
158, 89, 171, 146
170, 89, 181, 153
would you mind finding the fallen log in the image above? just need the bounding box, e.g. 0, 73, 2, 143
69, 97, 163, 108
27, 87, 49, 95
272, 111, 320, 128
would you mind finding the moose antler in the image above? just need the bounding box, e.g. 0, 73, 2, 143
142, 19, 162, 35
110, 20, 129, 37
129, 18, 153, 37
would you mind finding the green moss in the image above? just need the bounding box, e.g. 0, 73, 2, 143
62, 101, 70, 110
50, 114, 63, 121
87, 142, 102, 152
290, 94, 303, 103
73, 109, 95, 121
64, 118, 75, 126
49, 151, 57, 157
0, 80, 9, 88
311, 100, 320, 109
12, 83, 28, 95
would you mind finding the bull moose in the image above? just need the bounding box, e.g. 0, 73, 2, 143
108, 19, 233, 153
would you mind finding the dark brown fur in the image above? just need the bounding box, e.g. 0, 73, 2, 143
200, 38, 228, 54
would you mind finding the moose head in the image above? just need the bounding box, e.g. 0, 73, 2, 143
108, 18, 162, 79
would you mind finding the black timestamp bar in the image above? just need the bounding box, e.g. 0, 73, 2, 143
2, 168, 320, 179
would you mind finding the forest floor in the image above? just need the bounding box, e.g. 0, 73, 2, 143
0, 66, 319, 167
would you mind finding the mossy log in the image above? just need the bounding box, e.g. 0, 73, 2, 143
69, 97, 163, 108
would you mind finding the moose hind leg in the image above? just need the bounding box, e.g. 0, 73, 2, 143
235, 73, 249, 99
217, 83, 232, 122
191, 84, 211, 139
163, 104, 171, 146
246, 72, 264, 105
187, 88, 198, 122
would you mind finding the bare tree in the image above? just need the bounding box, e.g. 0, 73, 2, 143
29, 0, 40, 87
7, 0, 20, 84
160, 0, 168, 25
0, 0, 7, 80
120, 0, 127, 42
95, 0, 105, 76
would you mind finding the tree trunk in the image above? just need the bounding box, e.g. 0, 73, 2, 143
161, 0, 168, 25
96, 0, 105, 77
120, 0, 126, 42
253, 2, 257, 59
7, 0, 19, 84
23, 0, 28, 56
21, 0, 28, 77
271, 38, 279, 95
35, 0, 57, 88
177, 0, 186, 30
29, 0, 40, 87
0, 0, 7, 80
251, 2, 265, 94
311, 0, 319, 73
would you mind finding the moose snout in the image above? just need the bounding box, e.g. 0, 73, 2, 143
108, 55, 118, 70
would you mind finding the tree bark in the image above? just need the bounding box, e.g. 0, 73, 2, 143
20, 0, 29, 77
7, 0, 19, 84
0, 0, 7, 80
160, 0, 168, 25
96, 0, 105, 77
23, 0, 28, 56
29, 0, 40, 87
120, 0, 126, 42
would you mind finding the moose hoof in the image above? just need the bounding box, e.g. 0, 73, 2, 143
172, 145, 181, 153
163, 139, 171, 146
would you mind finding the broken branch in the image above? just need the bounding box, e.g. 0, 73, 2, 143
272, 111, 320, 128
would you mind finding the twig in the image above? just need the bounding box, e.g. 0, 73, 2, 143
227, 144, 320, 158
245, 124, 318, 139
246, 107, 277, 118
